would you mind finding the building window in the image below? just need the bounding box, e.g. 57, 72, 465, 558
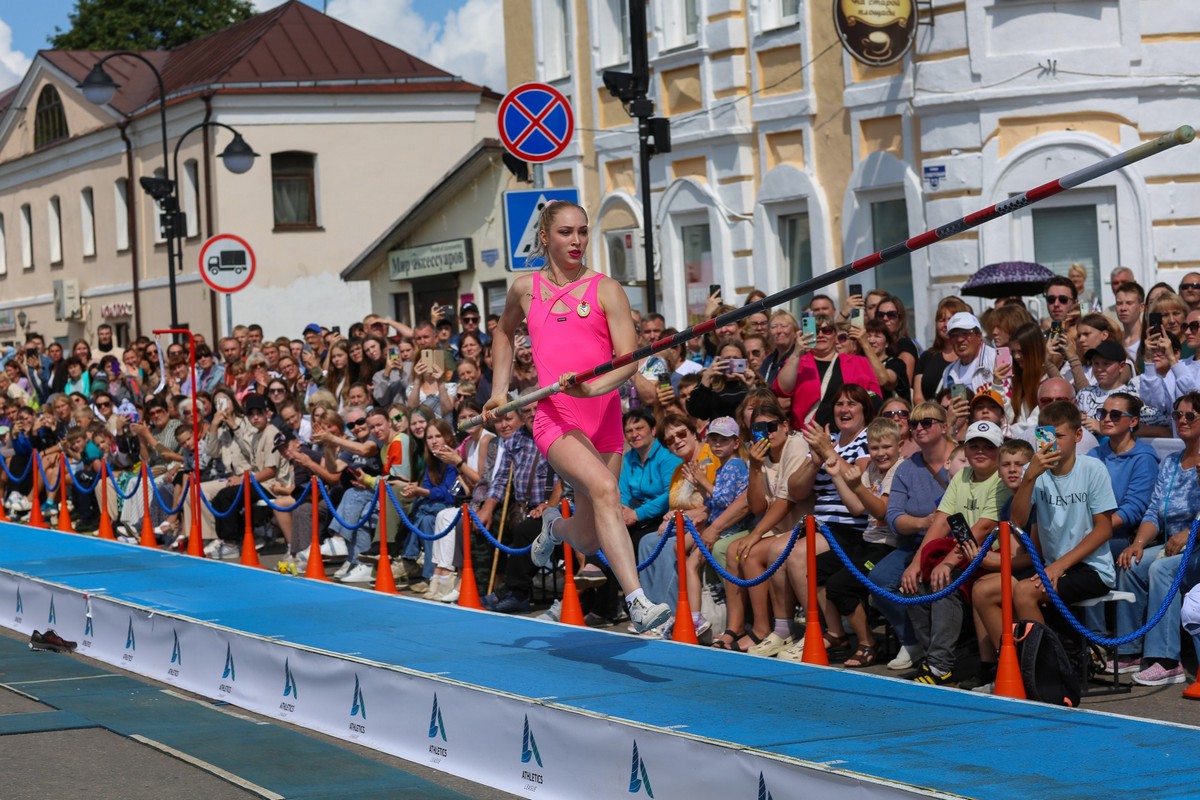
780, 212, 812, 318
114, 179, 130, 253
539, 0, 571, 81
0, 214, 7, 276
763, 0, 800, 30
33, 85, 69, 150
47, 197, 63, 265
871, 199, 913, 321
682, 222, 712, 324
183, 159, 200, 238
271, 152, 318, 229
19, 204, 32, 269
482, 280, 509, 319
664, 0, 699, 50
601, 0, 631, 66
80, 187, 96, 258
1032, 204, 1102, 304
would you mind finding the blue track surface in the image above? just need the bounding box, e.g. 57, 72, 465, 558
3, 524, 1199, 800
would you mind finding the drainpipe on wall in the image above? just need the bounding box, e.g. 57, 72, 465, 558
119, 122, 143, 338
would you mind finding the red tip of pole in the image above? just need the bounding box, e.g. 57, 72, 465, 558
671, 511, 698, 644
373, 482, 398, 594
457, 503, 483, 609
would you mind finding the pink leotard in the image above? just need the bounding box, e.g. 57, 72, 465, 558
528, 272, 623, 456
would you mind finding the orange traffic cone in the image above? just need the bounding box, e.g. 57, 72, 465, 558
28, 453, 46, 529
671, 511, 698, 644
558, 500, 586, 626
456, 502, 483, 609
1184, 679, 1200, 700
303, 477, 329, 581
373, 482, 398, 594
96, 462, 116, 540
56, 459, 74, 533
993, 522, 1027, 699
239, 473, 263, 568
139, 464, 157, 548
801, 515, 829, 665
186, 477, 205, 557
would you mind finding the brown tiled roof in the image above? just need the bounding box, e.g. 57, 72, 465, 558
0, 86, 17, 116
38, 0, 490, 118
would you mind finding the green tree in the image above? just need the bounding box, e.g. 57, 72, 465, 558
49, 0, 256, 51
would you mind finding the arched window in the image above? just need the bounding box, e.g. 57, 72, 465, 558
34, 86, 69, 150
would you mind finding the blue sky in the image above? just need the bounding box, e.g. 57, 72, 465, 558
0, 0, 505, 92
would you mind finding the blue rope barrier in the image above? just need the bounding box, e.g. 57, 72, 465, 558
199, 481, 245, 519
317, 480, 378, 532
682, 516, 803, 588
0, 454, 32, 484
65, 463, 101, 494
150, 476, 190, 516
468, 507, 533, 555
595, 524, 675, 573
34, 454, 59, 494
818, 522, 997, 606
1017, 520, 1199, 648
108, 469, 142, 500
383, 484, 460, 541
249, 473, 312, 513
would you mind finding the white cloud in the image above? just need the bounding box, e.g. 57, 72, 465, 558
0, 17, 32, 92
324, 0, 506, 90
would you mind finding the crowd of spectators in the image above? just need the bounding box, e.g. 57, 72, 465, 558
5, 264, 1200, 696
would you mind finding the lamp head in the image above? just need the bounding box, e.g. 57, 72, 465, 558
219, 133, 258, 175
78, 63, 119, 106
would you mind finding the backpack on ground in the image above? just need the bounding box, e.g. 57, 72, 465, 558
1012, 619, 1081, 707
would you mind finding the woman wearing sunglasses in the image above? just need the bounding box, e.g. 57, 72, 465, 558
874, 296, 919, 386
774, 315, 880, 431
1112, 392, 1200, 686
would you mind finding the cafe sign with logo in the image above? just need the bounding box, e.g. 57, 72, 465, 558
834, 0, 916, 67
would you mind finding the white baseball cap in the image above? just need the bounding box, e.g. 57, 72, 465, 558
946, 312, 982, 334
965, 420, 1004, 447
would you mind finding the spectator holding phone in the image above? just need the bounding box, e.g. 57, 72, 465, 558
318, 405, 383, 583
687, 339, 757, 422
773, 314, 880, 431
914, 296, 972, 404
1077, 339, 1171, 436
939, 312, 996, 397
873, 295, 919, 386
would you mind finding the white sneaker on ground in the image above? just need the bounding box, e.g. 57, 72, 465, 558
626, 593, 671, 633
438, 577, 461, 604
321, 537, 349, 557
538, 599, 563, 622
423, 575, 446, 599
332, 561, 354, 580
204, 538, 223, 556
340, 562, 375, 583
530, 507, 562, 569
888, 644, 924, 671
215, 542, 240, 561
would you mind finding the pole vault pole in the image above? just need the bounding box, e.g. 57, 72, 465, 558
461, 124, 1195, 431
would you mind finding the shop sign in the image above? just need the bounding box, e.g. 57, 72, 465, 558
389, 239, 473, 282
102, 303, 134, 318
834, 0, 916, 67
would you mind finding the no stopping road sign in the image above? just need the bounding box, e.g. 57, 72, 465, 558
498, 83, 575, 163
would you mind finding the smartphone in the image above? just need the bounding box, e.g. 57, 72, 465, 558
1049, 320, 1064, 338
849, 283, 862, 299
750, 421, 770, 443
728, 358, 747, 374
995, 346, 1011, 373
216, 395, 231, 413
947, 513, 973, 548
801, 313, 817, 337
331, 326, 341, 334
709, 284, 722, 300
950, 383, 973, 404
1149, 312, 1164, 337
850, 308, 865, 329
1035, 425, 1058, 454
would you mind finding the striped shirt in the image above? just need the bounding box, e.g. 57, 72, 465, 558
813, 429, 870, 531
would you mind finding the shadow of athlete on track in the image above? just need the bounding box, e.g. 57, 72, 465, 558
496, 632, 672, 684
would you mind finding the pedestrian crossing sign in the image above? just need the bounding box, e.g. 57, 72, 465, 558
503, 187, 580, 271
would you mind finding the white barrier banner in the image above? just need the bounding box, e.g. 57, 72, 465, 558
0, 572, 933, 799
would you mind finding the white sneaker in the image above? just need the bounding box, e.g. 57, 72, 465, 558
204, 539, 223, 556
530, 507, 562, 569
215, 542, 240, 561
423, 575, 446, 599
626, 593, 671, 633
332, 561, 354, 580
321, 537, 349, 557
295, 547, 309, 566
888, 644, 924, 671
438, 578, 461, 604
340, 562, 375, 583
537, 599, 562, 622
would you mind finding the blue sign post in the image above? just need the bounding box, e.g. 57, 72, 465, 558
498, 83, 575, 164
503, 188, 580, 271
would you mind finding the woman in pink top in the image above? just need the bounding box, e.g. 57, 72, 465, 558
484, 202, 671, 633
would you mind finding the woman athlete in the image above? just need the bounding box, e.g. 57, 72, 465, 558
483, 201, 672, 633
